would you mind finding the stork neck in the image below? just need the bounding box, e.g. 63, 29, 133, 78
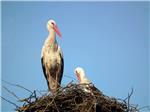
48, 29, 56, 44
80, 76, 85, 81
45, 29, 58, 51
80, 77, 90, 84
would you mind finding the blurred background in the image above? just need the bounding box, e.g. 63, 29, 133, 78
1, 1, 149, 111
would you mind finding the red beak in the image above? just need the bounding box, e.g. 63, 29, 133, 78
53, 24, 62, 37
76, 72, 81, 82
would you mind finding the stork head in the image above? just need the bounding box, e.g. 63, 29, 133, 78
74, 67, 86, 82
47, 19, 62, 37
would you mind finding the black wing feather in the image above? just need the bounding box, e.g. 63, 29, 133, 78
41, 57, 47, 79
41, 57, 50, 90
59, 52, 64, 84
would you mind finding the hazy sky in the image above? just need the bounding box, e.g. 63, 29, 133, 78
1, 1, 149, 111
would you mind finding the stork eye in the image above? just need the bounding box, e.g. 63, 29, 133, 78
51, 22, 54, 25
75, 70, 78, 74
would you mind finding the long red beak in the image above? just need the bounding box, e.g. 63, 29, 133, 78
53, 24, 62, 37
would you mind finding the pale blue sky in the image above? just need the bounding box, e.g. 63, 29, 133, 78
1, 1, 149, 111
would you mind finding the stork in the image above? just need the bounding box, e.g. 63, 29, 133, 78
41, 19, 64, 93
75, 67, 103, 111
75, 67, 102, 93
74, 67, 91, 84
74, 67, 92, 93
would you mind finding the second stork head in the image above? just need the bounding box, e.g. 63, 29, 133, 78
74, 67, 91, 84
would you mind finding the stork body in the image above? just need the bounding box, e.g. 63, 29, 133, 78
41, 20, 64, 93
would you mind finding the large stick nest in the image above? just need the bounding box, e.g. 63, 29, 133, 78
16, 83, 138, 112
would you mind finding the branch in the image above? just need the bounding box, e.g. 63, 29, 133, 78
139, 105, 150, 111
127, 88, 134, 112
2, 80, 32, 93
2, 86, 20, 100
0, 96, 19, 108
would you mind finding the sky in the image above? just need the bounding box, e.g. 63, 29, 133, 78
1, 1, 149, 112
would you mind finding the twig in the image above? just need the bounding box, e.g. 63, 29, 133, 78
139, 105, 150, 111
64, 74, 78, 82
2, 86, 21, 101
1, 96, 19, 108
42, 93, 58, 112
34, 90, 48, 95
2, 80, 33, 93
124, 88, 134, 112
53, 100, 60, 112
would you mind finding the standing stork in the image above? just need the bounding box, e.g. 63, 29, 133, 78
41, 19, 64, 93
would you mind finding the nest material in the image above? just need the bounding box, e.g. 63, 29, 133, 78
16, 83, 138, 112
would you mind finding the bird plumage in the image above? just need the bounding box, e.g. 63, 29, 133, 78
74, 67, 91, 84
74, 67, 102, 94
41, 19, 64, 93
74, 67, 92, 93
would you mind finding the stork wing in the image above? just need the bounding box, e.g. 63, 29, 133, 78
41, 57, 46, 79
57, 47, 64, 84
41, 57, 50, 89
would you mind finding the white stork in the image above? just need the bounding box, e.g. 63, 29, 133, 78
74, 67, 91, 84
41, 19, 64, 93
75, 67, 103, 111
74, 67, 102, 95
74, 67, 92, 93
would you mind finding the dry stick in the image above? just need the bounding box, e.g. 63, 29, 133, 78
42, 98, 54, 112
87, 102, 94, 112
124, 88, 134, 101
51, 74, 77, 92
33, 90, 38, 101
42, 93, 59, 112
2, 86, 20, 101
64, 74, 78, 82
127, 88, 134, 112
1, 96, 19, 108
116, 98, 127, 106
2, 80, 33, 94
57, 80, 74, 96
53, 100, 60, 112
19, 90, 38, 109
34, 90, 47, 96
25, 90, 37, 103
64, 80, 74, 88
139, 105, 150, 111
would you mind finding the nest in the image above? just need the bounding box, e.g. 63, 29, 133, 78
16, 83, 138, 112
